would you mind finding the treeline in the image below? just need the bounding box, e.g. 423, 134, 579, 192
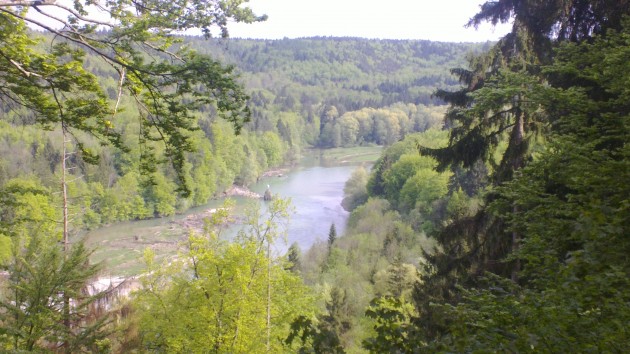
0, 116, 288, 229
200, 37, 473, 148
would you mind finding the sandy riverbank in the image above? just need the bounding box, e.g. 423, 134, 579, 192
170, 184, 262, 233
222, 184, 262, 199
261, 168, 289, 178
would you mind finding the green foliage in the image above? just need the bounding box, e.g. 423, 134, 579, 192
297, 193, 434, 352
0, 0, 262, 197
0, 31, 472, 231
0, 235, 10, 264
285, 286, 352, 354
134, 199, 314, 353
196, 37, 481, 112
395, 11, 630, 353
447, 25, 630, 349
382, 154, 436, 207
363, 130, 451, 236
368, 129, 447, 198
0, 238, 107, 352
318, 105, 445, 148
363, 296, 418, 353
328, 223, 337, 250
0, 178, 60, 245
287, 242, 302, 273
398, 168, 449, 215
258, 131, 286, 167
341, 166, 369, 212
0, 173, 116, 352
397, 5, 630, 352
373, 261, 419, 299
285, 315, 346, 354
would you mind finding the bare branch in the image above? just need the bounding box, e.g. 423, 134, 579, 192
31, 2, 115, 28
0, 49, 43, 78
113, 67, 125, 116
0, 9, 121, 64
0, 0, 55, 7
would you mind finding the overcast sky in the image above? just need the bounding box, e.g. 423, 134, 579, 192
228, 0, 512, 42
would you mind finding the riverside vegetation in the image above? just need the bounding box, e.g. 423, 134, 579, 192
1, 0, 629, 352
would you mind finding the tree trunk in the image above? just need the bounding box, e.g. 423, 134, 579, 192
61, 127, 71, 353
266, 239, 271, 352
511, 107, 525, 283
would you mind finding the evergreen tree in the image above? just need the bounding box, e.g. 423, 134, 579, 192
423, 22, 630, 351
287, 242, 302, 273
0, 239, 107, 352
328, 223, 337, 251
322, 287, 352, 341
0, 176, 112, 352
285, 287, 350, 354
409, 0, 630, 346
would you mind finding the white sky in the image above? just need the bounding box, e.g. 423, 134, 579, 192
228, 0, 512, 42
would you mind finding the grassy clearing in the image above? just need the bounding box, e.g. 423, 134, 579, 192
319, 146, 383, 164
81, 219, 189, 276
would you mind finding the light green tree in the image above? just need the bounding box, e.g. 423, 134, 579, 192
338, 115, 360, 146
134, 199, 315, 353
382, 154, 436, 208
258, 131, 286, 167
341, 166, 369, 212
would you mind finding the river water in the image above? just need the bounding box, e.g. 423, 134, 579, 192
250, 164, 352, 251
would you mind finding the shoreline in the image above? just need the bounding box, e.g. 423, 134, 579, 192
221, 184, 262, 199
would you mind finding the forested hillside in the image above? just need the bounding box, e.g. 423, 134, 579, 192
195, 37, 483, 147
195, 37, 485, 109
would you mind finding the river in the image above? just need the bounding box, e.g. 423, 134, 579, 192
85, 148, 378, 276
251, 164, 352, 251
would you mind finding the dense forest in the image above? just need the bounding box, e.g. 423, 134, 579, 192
1, 0, 629, 352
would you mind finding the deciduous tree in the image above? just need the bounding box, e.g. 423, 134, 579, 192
134, 199, 314, 353
0, 0, 264, 195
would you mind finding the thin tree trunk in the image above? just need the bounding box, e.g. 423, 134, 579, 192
62, 129, 69, 251
511, 204, 521, 283
61, 127, 71, 353
266, 239, 271, 352
511, 107, 525, 283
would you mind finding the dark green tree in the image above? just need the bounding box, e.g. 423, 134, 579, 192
409, 0, 630, 347
287, 241, 302, 273
423, 22, 630, 351
0, 238, 107, 352
328, 223, 337, 251
363, 296, 417, 353
285, 315, 346, 354
285, 286, 351, 353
